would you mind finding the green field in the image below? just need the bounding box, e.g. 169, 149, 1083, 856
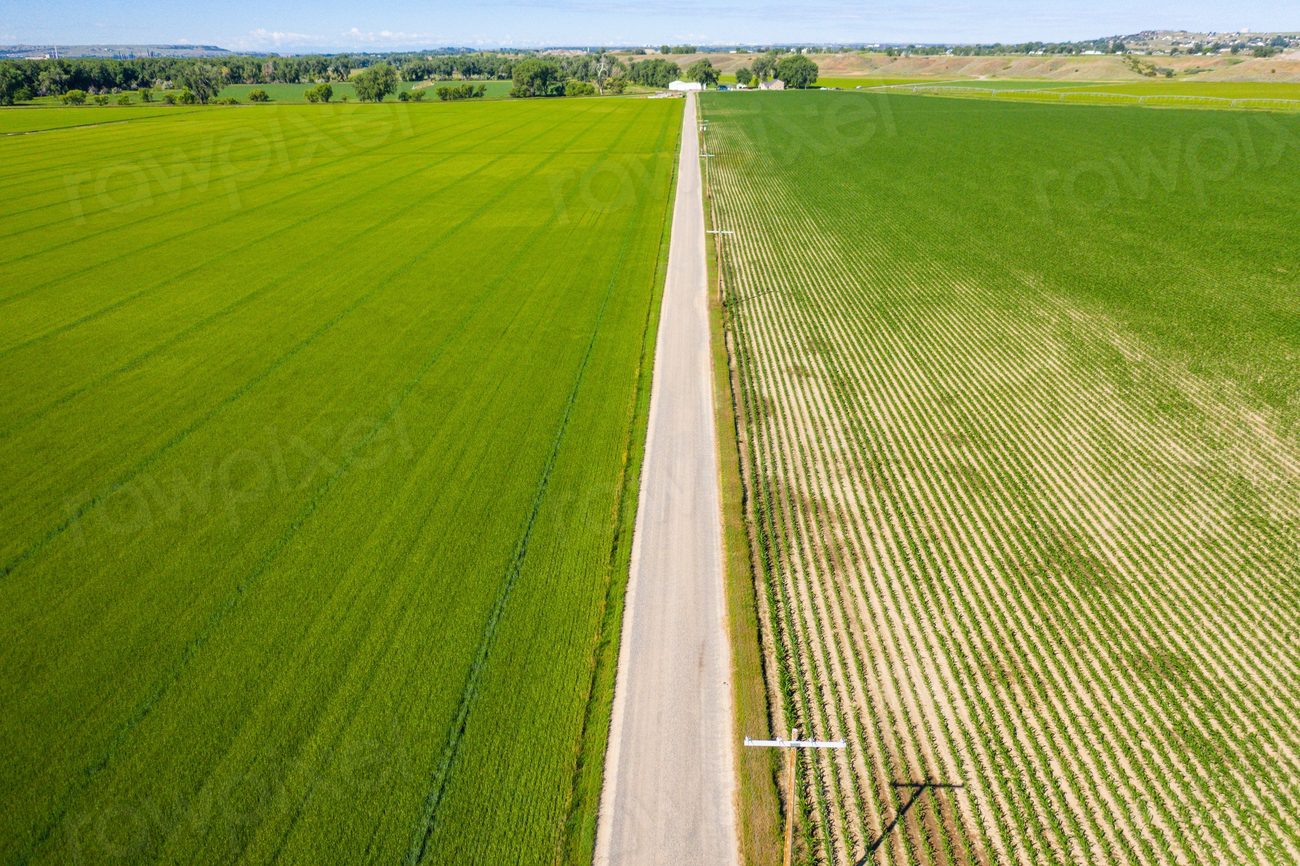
702, 91, 1300, 865
924, 78, 1086, 90
812, 76, 932, 89
718, 75, 930, 90
218, 79, 515, 102
0, 97, 681, 864
894, 78, 1300, 110
1058, 80, 1300, 101
0, 105, 199, 133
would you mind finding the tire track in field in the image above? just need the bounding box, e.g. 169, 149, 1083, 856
0, 104, 614, 583
0, 102, 539, 306
0, 110, 402, 254
0, 109, 288, 217
147, 150, 611, 864
0, 109, 577, 441
0, 105, 455, 244
402, 132, 645, 866
0, 108, 208, 154
11, 103, 636, 865
222, 107, 659, 866
0, 104, 542, 328
551, 102, 681, 863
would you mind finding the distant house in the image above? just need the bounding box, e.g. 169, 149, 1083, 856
759, 79, 785, 91
668, 80, 704, 92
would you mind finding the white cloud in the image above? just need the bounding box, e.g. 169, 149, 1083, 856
342, 27, 441, 46
233, 28, 318, 50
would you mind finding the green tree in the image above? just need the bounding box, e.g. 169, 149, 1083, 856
565, 78, 596, 96
37, 65, 68, 96
774, 54, 819, 88
176, 88, 197, 105
248, 88, 270, 102
626, 58, 680, 88
751, 53, 778, 82
0, 62, 25, 105
685, 59, 719, 87
177, 63, 224, 104
93, 94, 110, 106
139, 87, 154, 102
510, 58, 562, 98
435, 83, 486, 101
117, 93, 132, 105
62, 89, 87, 105
735, 66, 754, 87
353, 64, 398, 102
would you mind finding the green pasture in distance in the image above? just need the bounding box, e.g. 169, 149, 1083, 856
701, 90, 1300, 865
889, 80, 1300, 110
1057, 79, 1300, 100
0, 96, 681, 865
218, 79, 515, 102
812, 76, 933, 89
717, 74, 930, 88
923, 78, 1091, 90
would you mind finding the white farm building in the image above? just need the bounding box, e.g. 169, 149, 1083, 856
668, 80, 704, 92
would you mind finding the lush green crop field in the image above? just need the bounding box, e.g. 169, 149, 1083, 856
0, 97, 681, 864
0, 105, 196, 133
701, 91, 1300, 865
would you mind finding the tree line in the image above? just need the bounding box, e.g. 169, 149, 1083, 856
0, 48, 826, 106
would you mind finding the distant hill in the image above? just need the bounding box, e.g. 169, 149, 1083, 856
0, 44, 232, 60
613, 49, 1300, 83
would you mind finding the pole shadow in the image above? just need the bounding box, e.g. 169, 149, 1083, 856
856, 780, 965, 864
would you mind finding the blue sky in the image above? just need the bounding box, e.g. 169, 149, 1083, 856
5, 0, 1298, 51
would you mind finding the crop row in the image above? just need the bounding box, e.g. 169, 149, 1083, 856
700, 92, 1300, 865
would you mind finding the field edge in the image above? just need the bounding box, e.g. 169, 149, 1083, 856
559, 97, 686, 866
700, 101, 784, 866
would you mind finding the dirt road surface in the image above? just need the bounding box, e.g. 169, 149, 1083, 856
593, 91, 739, 866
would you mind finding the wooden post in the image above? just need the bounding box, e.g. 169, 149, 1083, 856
783, 727, 797, 866
743, 729, 844, 866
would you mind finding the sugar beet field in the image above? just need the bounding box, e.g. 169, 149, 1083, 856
0, 99, 680, 864
702, 92, 1299, 865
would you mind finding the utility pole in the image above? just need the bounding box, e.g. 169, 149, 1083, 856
744, 728, 846, 866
